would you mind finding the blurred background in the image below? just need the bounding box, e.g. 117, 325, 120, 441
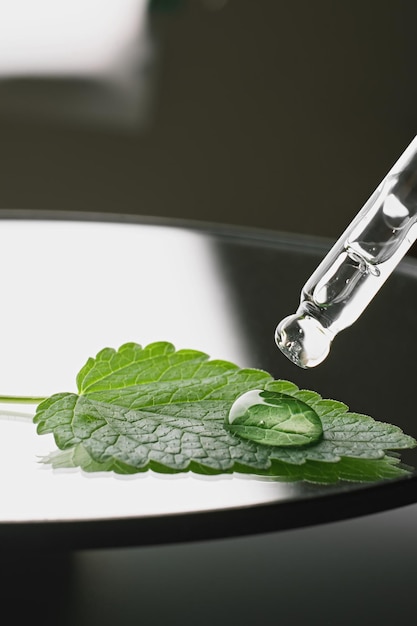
2, 2, 417, 625
0, 0, 416, 241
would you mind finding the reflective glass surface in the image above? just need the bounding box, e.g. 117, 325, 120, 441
1, 215, 416, 548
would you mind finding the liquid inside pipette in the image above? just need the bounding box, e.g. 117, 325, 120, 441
276, 135, 417, 368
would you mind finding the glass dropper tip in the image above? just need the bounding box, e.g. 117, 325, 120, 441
275, 313, 333, 369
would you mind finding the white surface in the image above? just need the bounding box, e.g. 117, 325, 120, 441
0, 219, 294, 523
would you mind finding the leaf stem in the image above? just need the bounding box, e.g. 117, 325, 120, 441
0, 395, 46, 405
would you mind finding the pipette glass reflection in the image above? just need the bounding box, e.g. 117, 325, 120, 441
275, 135, 417, 368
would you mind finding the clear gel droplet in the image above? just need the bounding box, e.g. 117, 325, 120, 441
225, 389, 323, 446
275, 314, 332, 368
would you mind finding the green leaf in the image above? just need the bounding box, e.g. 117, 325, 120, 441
33, 342, 416, 481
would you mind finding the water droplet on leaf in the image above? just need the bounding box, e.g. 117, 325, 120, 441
225, 389, 323, 447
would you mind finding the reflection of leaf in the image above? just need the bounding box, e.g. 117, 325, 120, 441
33, 342, 416, 482
42, 445, 412, 484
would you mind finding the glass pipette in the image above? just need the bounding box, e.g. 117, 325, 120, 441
275, 135, 417, 368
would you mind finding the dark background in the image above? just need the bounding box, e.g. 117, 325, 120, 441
1, 0, 416, 242
2, 2, 417, 625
